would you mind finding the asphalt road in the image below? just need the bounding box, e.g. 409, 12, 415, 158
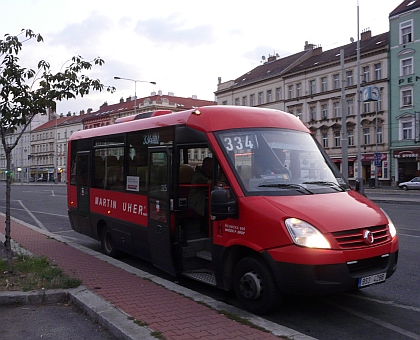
1, 182, 419, 339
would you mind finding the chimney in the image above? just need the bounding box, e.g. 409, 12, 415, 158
313, 45, 323, 56
87, 108, 93, 114
218, 77, 222, 84
361, 29, 371, 41
267, 55, 277, 63
80, 110, 85, 115
158, 90, 162, 96
304, 41, 314, 50
120, 97, 124, 103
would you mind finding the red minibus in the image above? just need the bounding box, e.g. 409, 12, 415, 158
67, 106, 398, 314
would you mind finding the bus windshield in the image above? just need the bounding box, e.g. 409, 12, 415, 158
216, 128, 349, 195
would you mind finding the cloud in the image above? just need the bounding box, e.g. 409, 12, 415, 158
49, 11, 112, 53
134, 15, 214, 47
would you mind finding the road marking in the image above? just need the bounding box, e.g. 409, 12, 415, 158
323, 300, 420, 339
397, 232, 419, 238
0, 205, 67, 218
17, 200, 48, 231
346, 294, 420, 312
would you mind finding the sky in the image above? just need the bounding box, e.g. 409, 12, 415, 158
2, 0, 400, 115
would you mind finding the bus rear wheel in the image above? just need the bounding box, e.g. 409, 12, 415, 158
233, 256, 282, 315
101, 227, 118, 257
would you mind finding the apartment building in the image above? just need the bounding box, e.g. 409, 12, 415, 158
389, 0, 420, 184
215, 31, 390, 185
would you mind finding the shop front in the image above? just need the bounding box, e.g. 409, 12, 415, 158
393, 148, 420, 184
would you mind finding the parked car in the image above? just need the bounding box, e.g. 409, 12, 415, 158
398, 177, 420, 191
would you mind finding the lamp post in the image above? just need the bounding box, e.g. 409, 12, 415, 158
113, 77, 156, 115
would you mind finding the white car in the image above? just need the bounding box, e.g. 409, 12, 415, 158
398, 177, 420, 191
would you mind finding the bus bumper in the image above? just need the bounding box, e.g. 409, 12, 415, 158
264, 246, 399, 295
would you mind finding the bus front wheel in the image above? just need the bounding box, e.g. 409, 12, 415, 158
233, 256, 282, 315
101, 227, 118, 257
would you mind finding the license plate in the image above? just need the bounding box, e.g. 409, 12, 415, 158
358, 272, 386, 287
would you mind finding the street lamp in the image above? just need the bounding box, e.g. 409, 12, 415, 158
113, 77, 156, 115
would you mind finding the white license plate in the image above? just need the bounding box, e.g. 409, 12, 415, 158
358, 272, 386, 287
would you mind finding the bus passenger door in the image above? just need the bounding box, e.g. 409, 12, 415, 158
76, 152, 91, 234
147, 147, 176, 276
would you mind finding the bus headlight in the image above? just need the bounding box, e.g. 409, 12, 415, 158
285, 218, 331, 249
381, 209, 397, 238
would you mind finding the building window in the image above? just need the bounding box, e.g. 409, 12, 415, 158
400, 20, 413, 44
275, 87, 281, 101
321, 104, 328, 119
266, 90, 272, 103
333, 74, 340, 89
363, 128, 370, 145
333, 102, 340, 118
347, 99, 354, 116
310, 106, 316, 121
348, 130, 354, 146
401, 58, 413, 76
376, 126, 383, 144
222, 100, 228, 105
288, 85, 293, 99
250, 94, 255, 106
363, 102, 370, 113
402, 121, 413, 140
401, 87, 413, 107
258, 92, 263, 105
346, 70, 353, 86
296, 108, 302, 120
321, 77, 327, 92
309, 80, 316, 95
322, 132, 328, 148
235, 98, 240, 106
242, 96, 247, 106
296, 83, 301, 97
374, 63, 382, 80
363, 66, 370, 82
334, 131, 341, 147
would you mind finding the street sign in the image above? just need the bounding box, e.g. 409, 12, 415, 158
374, 152, 381, 167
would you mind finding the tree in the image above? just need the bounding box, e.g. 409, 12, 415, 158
0, 29, 115, 272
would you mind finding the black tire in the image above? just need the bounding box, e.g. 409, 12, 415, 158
401, 185, 408, 191
233, 256, 282, 315
100, 227, 118, 257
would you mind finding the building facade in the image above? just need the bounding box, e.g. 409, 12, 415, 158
389, 0, 420, 184
83, 91, 216, 129
0, 110, 50, 182
215, 31, 390, 185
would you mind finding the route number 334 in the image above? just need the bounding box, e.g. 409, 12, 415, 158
223, 135, 255, 151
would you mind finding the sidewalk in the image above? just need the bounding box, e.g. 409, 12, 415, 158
0, 215, 313, 340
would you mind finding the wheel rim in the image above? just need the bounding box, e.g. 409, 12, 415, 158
104, 232, 113, 253
239, 271, 262, 300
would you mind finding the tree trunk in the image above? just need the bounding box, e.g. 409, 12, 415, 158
4, 149, 14, 273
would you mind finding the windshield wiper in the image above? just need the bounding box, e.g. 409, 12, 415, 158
302, 181, 344, 192
258, 183, 314, 194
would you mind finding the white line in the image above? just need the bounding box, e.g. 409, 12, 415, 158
346, 293, 420, 312
324, 300, 420, 339
398, 233, 420, 238
0, 205, 67, 218
17, 200, 48, 231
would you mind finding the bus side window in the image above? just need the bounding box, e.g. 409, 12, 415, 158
93, 156, 105, 188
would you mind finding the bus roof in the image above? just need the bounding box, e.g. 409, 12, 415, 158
68, 106, 309, 141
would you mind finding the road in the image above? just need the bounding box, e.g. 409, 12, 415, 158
1, 182, 419, 339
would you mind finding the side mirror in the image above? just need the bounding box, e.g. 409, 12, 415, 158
210, 189, 237, 221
